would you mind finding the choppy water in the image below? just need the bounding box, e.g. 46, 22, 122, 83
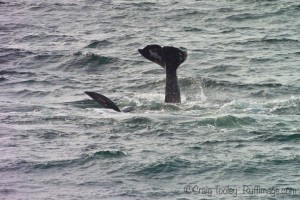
1, 0, 300, 199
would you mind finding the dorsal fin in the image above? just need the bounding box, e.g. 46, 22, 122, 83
85, 91, 121, 112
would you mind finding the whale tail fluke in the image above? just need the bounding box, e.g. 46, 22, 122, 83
139, 45, 187, 103
85, 91, 121, 112
138, 45, 187, 70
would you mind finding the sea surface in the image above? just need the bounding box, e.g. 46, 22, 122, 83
0, 0, 300, 199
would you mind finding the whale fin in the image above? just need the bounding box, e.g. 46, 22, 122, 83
139, 45, 187, 103
138, 44, 165, 68
85, 91, 121, 112
138, 45, 187, 70
162, 46, 187, 70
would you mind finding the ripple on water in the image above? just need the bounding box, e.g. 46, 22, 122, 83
57, 51, 117, 72
133, 158, 191, 177
264, 134, 300, 143
85, 40, 113, 49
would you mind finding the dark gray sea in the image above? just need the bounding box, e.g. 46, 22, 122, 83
1, 0, 299, 199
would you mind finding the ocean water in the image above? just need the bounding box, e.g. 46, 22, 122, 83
0, 0, 299, 199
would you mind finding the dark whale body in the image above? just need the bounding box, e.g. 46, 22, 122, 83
85, 45, 187, 112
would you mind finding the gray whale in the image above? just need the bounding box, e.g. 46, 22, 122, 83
85, 45, 187, 112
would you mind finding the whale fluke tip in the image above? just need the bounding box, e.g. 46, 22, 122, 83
138, 44, 165, 68
85, 91, 121, 112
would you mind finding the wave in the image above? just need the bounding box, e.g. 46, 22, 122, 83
0, 150, 126, 172
17, 33, 76, 44
0, 1, 25, 7
0, 188, 16, 195
0, 48, 34, 63
15, 89, 51, 98
264, 134, 300, 142
22, 51, 117, 72
122, 116, 154, 125
85, 40, 112, 49
133, 158, 191, 176
199, 115, 256, 128
27, 54, 65, 71
274, 3, 300, 14
0, 77, 7, 82
8, 79, 52, 87
36, 130, 65, 140
234, 37, 300, 46
57, 51, 117, 72
177, 9, 205, 17
67, 99, 99, 109
226, 3, 300, 22
117, 1, 156, 7
183, 27, 203, 32
203, 64, 242, 73
32, 150, 126, 169
28, 2, 78, 11
268, 156, 300, 166
226, 12, 270, 21
220, 96, 300, 115
201, 78, 282, 90
262, 38, 300, 44
92, 150, 126, 158
269, 97, 300, 115
0, 70, 36, 76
